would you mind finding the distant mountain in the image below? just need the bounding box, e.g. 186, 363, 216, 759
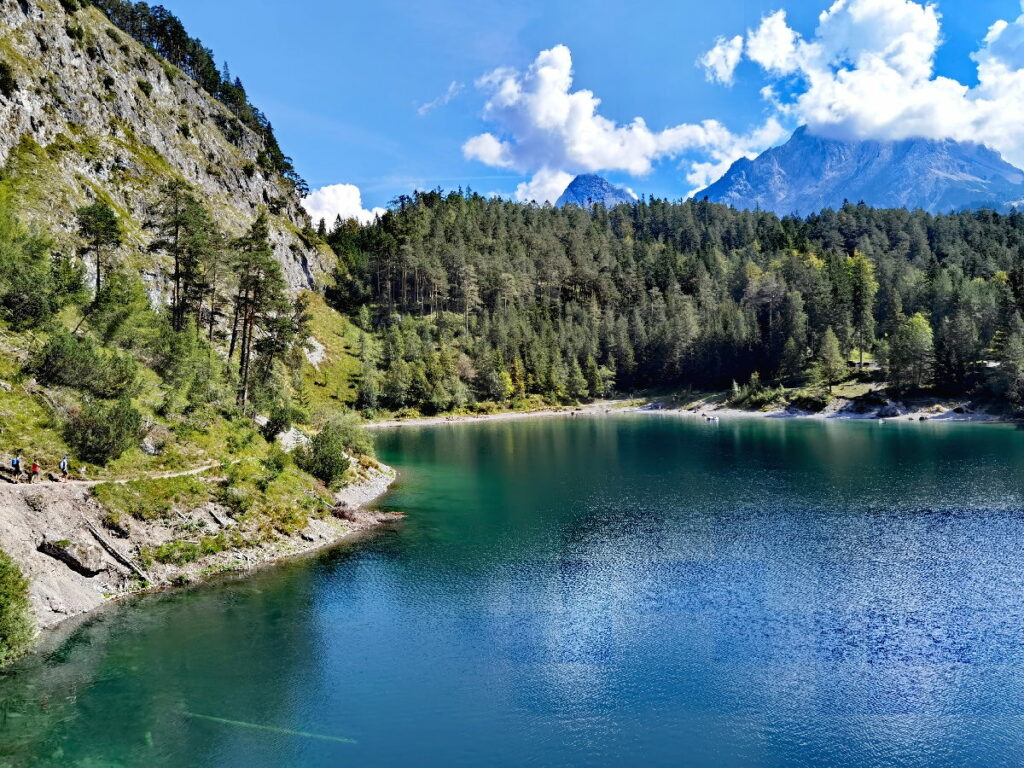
696, 126, 1024, 216
556, 174, 635, 208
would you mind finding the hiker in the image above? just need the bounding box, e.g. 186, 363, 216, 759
29, 459, 40, 483
59, 455, 69, 480
10, 455, 22, 482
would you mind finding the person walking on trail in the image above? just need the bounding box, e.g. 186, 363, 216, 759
11, 455, 22, 482
30, 460, 40, 483
59, 455, 69, 480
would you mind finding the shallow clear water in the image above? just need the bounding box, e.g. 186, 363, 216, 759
5, 415, 1024, 766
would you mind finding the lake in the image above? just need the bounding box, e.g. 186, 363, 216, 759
4, 414, 1024, 767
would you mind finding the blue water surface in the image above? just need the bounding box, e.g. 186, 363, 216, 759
4, 414, 1024, 767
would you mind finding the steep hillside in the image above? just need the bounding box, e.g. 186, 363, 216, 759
697, 126, 1024, 216
0, 0, 332, 292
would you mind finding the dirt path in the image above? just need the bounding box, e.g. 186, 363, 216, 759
2, 461, 225, 492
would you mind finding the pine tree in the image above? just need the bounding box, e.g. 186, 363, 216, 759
568, 358, 589, 402
228, 211, 292, 409
816, 327, 846, 393
846, 252, 878, 368
888, 313, 934, 391
76, 201, 122, 296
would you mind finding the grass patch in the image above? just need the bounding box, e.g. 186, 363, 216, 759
0, 352, 74, 469
298, 291, 363, 418
93, 474, 210, 524
147, 532, 234, 565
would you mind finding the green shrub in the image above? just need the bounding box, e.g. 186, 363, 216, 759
789, 388, 831, 413
32, 331, 93, 385
90, 349, 140, 398
1, 261, 55, 329
0, 61, 16, 99
0, 190, 57, 328
727, 372, 786, 411
136, 79, 152, 97
65, 397, 143, 465
151, 534, 229, 565
261, 401, 307, 441
262, 445, 291, 477
296, 420, 354, 486
32, 332, 139, 398
296, 414, 375, 486
0, 549, 34, 666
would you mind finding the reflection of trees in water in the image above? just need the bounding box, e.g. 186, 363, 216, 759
0, 562, 322, 767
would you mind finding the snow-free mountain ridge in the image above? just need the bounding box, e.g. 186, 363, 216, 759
556, 174, 635, 208
696, 126, 1024, 216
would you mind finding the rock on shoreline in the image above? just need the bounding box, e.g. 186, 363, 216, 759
0, 461, 397, 638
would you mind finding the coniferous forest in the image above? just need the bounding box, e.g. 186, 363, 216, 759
322, 191, 1024, 414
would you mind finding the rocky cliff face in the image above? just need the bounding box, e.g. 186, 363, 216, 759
697, 126, 1024, 216
0, 0, 332, 293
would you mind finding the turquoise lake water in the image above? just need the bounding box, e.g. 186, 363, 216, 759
5, 414, 1024, 766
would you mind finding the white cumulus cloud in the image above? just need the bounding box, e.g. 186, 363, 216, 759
700, 35, 744, 84
302, 184, 385, 226
746, 11, 802, 74
464, 0, 1024, 203
463, 44, 787, 201
700, 0, 1024, 168
514, 168, 575, 204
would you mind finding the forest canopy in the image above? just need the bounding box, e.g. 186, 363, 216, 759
322, 191, 1024, 414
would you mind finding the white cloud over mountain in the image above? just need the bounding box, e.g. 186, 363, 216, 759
462, 44, 786, 201
702, 0, 1024, 169
302, 184, 385, 226
462, 0, 1024, 203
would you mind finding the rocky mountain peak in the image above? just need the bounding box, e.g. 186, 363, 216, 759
696, 125, 1024, 216
556, 174, 635, 208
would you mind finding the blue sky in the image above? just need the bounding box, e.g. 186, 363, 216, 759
161, 0, 1024, 218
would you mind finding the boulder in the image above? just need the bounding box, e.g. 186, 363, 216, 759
38, 535, 107, 577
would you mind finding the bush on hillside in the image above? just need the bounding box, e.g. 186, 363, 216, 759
0, 549, 34, 666
32, 331, 139, 398
297, 426, 350, 486
261, 401, 307, 442
65, 397, 144, 464
0, 60, 17, 99
296, 415, 373, 486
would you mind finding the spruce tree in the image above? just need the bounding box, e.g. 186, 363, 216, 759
816, 327, 846, 393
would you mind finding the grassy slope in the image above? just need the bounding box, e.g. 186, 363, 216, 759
298, 292, 363, 419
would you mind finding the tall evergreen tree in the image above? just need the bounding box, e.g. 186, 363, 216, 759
76, 201, 122, 296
